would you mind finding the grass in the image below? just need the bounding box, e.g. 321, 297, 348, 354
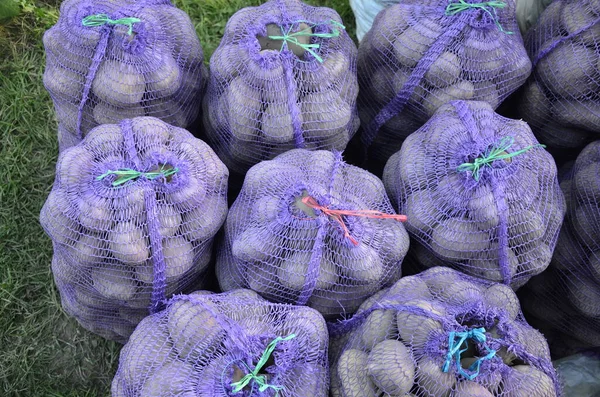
0, 0, 354, 395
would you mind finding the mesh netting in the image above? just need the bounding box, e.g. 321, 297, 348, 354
202, 0, 359, 175
383, 100, 565, 289
354, 0, 532, 173
217, 149, 410, 321
39, 117, 228, 343
517, 0, 600, 152
520, 141, 600, 352
111, 289, 329, 397
43, 0, 206, 151
329, 266, 562, 397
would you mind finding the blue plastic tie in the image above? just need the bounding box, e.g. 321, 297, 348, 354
441, 327, 497, 380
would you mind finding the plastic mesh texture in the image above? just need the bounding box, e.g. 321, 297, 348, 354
202, 0, 360, 175
217, 149, 410, 321
520, 141, 600, 352
516, 0, 554, 35
111, 289, 329, 397
355, 0, 532, 173
43, 0, 206, 152
328, 266, 562, 397
383, 100, 565, 290
39, 117, 228, 343
517, 0, 600, 152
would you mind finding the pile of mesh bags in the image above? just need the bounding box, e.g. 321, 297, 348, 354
39, 117, 228, 342
354, 0, 532, 173
520, 141, 600, 353
217, 149, 410, 320
383, 100, 565, 289
203, 0, 359, 175
518, 0, 600, 152
43, 0, 206, 151
111, 289, 329, 397
329, 267, 562, 397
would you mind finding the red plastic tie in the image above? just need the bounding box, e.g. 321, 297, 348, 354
301, 196, 407, 246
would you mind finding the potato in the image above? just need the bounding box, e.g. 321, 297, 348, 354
57, 145, 94, 189
281, 305, 329, 353
432, 279, 483, 307
337, 349, 377, 397
109, 221, 150, 265
112, 185, 146, 223
425, 51, 461, 89
562, 6, 600, 46
91, 264, 137, 301
245, 50, 285, 92
43, 65, 84, 100
226, 77, 262, 140
231, 227, 275, 263
467, 247, 519, 284
302, 51, 351, 91
396, 300, 445, 348
337, 243, 384, 284
139, 359, 195, 396
162, 236, 195, 278
250, 195, 281, 226
244, 261, 280, 298
210, 44, 244, 82
145, 100, 190, 128
359, 309, 396, 349
403, 190, 441, 235
568, 277, 600, 318
462, 32, 506, 80
92, 60, 145, 106
392, 68, 428, 104
301, 89, 352, 137
466, 184, 499, 230
553, 99, 600, 131
537, 43, 598, 99
277, 251, 337, 291
504, 365, 557, 397
416, 357, 456, 397
166, 176, 206, 212
367, 339, 414, 395
393, 19, 442, 68
430, 218, 490, 261
167, 298, 224, 360
145, 53, 181, 97
119, 317, 174, 385
452, 381, 494, 397
71, 234, 105, 267
484, 283, 520, 320
261, 103, 296, 144
257, 23, 311, 57
516, 243, 553, 274
78, 193, 113, 231
423, 81, 475, 118
574, 162, 600, 202
519, 80, 551, 124
368, 67, 396, 104
508, 209, 545, 246
154, 204, 182, 237
92, 101, 144, 125
474, 82, 501, 109
387, 275, 432, 301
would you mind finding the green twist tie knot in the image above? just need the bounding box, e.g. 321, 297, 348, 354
82, 13, 141, 35
268, 20, 345, 63
445, 0, 513, 34
96, 165, 178, 186
230, 334, 296, 394
457, 136, 545, 181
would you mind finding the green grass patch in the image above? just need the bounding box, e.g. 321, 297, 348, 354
1, 0, 354, 395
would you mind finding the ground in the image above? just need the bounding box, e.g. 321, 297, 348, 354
0, 0, 355, 395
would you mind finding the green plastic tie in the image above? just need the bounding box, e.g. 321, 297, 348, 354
96, 165, 178, 187
457, 136, 545, 181
445, 0, 513, 34
268, 20, 345, 63
230, 334, 296, 394
82, 13, 141, 35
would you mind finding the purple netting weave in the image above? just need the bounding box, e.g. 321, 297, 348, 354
520, 141, 600, 352
43, 0, 206, 151
383, 100, 565, 289
518, 0, 600, 151
111, 289, 329, 397
355, 0, 531, 173
217, 149, 410, 321
202, 0, 359, 175
329, 266, 562, 397
40, 117, 228, 343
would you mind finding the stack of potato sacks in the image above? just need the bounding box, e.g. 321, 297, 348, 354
520, 141, 600, 357
519, 0, 600, 154
40, 117, 229, 342
351, 0, 532, 173
203, 0, 360, 175
43, 0, 206, 151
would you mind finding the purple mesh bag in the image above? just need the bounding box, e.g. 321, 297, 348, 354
329, 266, 562, 397
383, 100, 565, 289
43, 0, 206, 151
111, 289, 329, 397
517, 0, 600, 152
202, 0, 359, 175
39, 117, 228, 343
216, 149, 410, 321
520, 141, 600, 352
355, 0, 531, 173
